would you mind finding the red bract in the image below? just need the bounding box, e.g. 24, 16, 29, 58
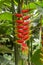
22, 9, 31, 13
16, 20, 24, 24
17, 33, 23, 38
22, 42, 27, 47
15, 13, 23, 17
22, 47, 25, 51
23, 21, 29, 25
22, 44, 28, 51
23, 35, 29, 40
23, 26, 28, 30
17, 40, 24, 43
18, 29, 24, 33
22, 9, 29, 13
23, 31, 28, 35
17, 25, 24, 29
23, 16, 30, 20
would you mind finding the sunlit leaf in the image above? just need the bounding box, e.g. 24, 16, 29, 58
0, 12, 12, 21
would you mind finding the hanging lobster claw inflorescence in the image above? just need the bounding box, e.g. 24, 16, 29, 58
15, 8, 32, 52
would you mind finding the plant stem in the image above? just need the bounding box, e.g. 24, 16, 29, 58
30, 37, 33, 65
27, 40, 30, 65
31, 37, 32, 58
11, 0, 19, 65
18, 0, 22, 13
28, 37, 33, 65
25, 0, 28, 5
39, 27, 42, 47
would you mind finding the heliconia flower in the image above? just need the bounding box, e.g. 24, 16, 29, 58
17, 39, 24, 43
25, 46, 28, 50
16, 20, 24, 24
23, 35, 29, 40
23, 26, 28, 30
15, 13, 23, 17
17, 25, 24, 29
22, 9, 31, 13
23, 21, 30, 26
22, 9, 29, 13
23, 21, 29, 25
22, 47, 25, 51
18, 29, 24, 33
22, 46, 28, 51
17, 33, 24, 38
23, 16, 30, 20
23, 31, 28, 35
22, 42, 27, 47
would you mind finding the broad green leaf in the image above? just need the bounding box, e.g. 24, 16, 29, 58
32, 49, 43, 65
0, 0, 4, 7
15, 0, 18, 3
14, 0, 18, 5
0, 45, 13, 53
41, 19, 43, 26
28, 3, 37, 9
0, 21, 12, 35
0, 12, 12, 21
36, 1, 43, 7
4, 0, 11, 7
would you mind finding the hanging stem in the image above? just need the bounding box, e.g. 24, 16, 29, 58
22, 59, 24, 65
30, 37, 33, 65
39, 27, 42, 47
28, 37, 33, 65
11, 0, 19, 65
31, 37, 33, 57
39, 15, 43, 48
18, 0, 22, 13
18, 0, 24, 65
25, 0, 28, 5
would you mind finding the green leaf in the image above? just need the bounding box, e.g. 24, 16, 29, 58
15, 0, 18, 3
28, 3, 37, 9
0, 45, 13, 53
14, 0, 18, 5
41, 19, 43, 26
32, 49, 43, 65
36, 1, 43, 8
0, 21, 12, 35
0, 12, 12, 21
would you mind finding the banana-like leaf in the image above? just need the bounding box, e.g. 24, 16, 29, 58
28, 2, 37, 9
14, 0, 18, 5
36, 1, 43, 7
0, 0, 11, 9
0, 56, 10, 65
0, 12, 12, 21
15, 0, 19, 3
0, 22, 12, 35
32, 49, 43, 65
0, 45, 13, 53
0, 55, 14, 65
